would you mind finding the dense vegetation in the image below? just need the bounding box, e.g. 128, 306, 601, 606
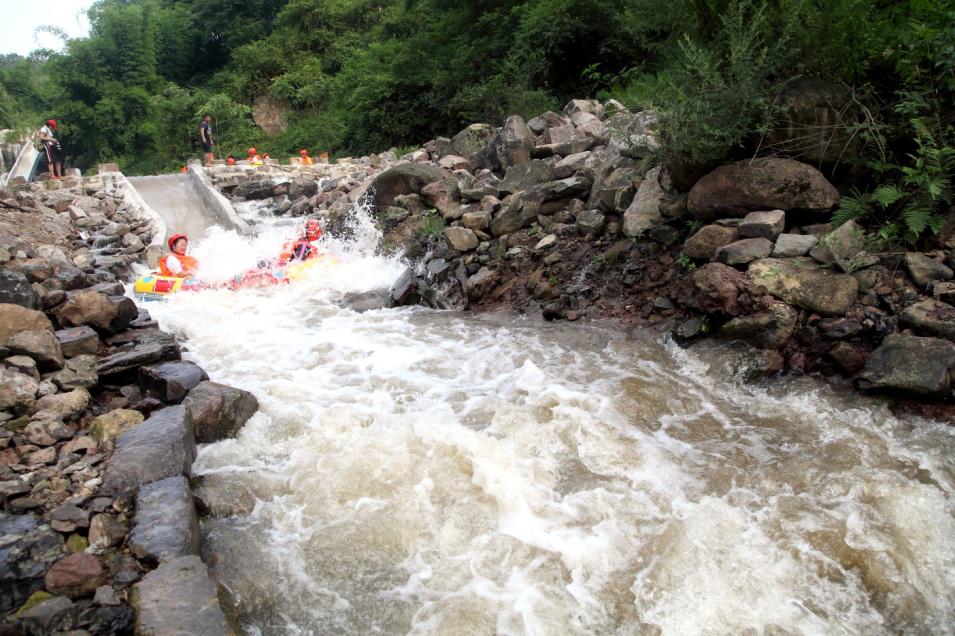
2, 0, 952, 242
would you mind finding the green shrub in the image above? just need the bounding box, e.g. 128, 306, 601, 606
419, 210, 445, 238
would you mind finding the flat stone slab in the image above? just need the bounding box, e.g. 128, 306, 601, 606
748, 257, 859, 316
96, 343, 165, 376
102, 406, 196, 494
129, 476, 199, 564
132, 555, 231, 636
900, 298, 955, 342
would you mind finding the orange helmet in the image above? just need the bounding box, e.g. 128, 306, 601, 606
305, 219, 322, 241
248, 147, 257, 155
167, 233, 188, 251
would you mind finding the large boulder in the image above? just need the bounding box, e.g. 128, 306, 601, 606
232, 179, 277, 200
443, 227, 479, 252
465, 267, 498, 302
490, 194, 541, 237
588, 167, 636, 213
139, 360, 208, 404
471, 115, 535, 174
371, 163, 449, 212
5, 329, 64, 371
129, 476, 200, 564
55, 291, 137, 334
0, 303, 53, 343
182, 381, 259, 443
96, 342, 165, 376
102, 405, 196, 494
687, 158, 839, 220
450, 123, 497, 159
0, 514, 67, 613
683, 225, 740, 260
857, 334, 955, 397
0, 268, 39, 309
748, 258, 858, 316
673, 262, 761, 317
131, 555, 231, 636
623, 166, 667, 237
899, 299, 955, 342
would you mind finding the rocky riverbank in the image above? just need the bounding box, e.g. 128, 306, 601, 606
0, 175, 255, 634
207, 98, 955, 418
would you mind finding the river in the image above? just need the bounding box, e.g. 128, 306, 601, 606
141, 206, 955, 635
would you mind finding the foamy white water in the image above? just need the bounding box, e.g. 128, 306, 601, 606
141, 204, 955, 636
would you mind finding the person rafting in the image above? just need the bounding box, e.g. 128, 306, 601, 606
159, 233, 198, 277
278, 219, 323, 264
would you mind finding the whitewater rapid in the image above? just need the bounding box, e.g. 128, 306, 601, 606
140, 207, 955, 635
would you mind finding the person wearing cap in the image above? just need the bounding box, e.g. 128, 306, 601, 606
38, 119, 63, 179
159, 233, 199, 277
247, 147, 263, 165
199, 114, 214, 167
299, 149, 314, 165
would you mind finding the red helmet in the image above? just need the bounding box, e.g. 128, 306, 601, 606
167, 233, 188, 251
305, 219, 322, 241
47, 119, 57, 129
248, 147, 257, 155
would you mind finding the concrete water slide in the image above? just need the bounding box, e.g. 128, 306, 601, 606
1, 138, 40, 186
128, 165, 249, 243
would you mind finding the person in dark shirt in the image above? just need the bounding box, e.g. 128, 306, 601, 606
199, 114, 214, 166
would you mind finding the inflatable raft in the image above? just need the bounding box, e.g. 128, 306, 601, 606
132, 257, 332, 301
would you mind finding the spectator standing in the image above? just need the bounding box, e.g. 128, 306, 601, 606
38, 119, 63, 179
200, 114, 214, 166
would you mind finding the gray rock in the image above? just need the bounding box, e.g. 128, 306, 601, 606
131, 555, 231, 636
900, 299, 955, 342
52, 355, 98, 391
576, 209, 606, 235
605, 110, 659, 158
5, 329, 64, 370
564, 98, 605, 119
719, 302, 798, 349
490, 194, 540, 237
3, 354, 39, 380
443, 227, 479, 252
623, 167, 667, 237
55, 326, 100, 358
772, 233, 818, 258
553, 151, 592, 179
498, 160, 556, 195
0, 513, 67, 613
56, 291, 136, 334
472, 115, 534, 173
182, 381, 259, 444
589, 167, 636, 213
531, 176, 592, 202
858, 334, 955, 397
0, 268, 40, 309
129, 476, 200, 563
904, 252, 953, 288
102, 405, 196, 494
450, 123, 496, 159
683, 225, 740, 260
341, 289, 392, 313
49, 504, 90, 533
738, 210, 785, 240
749, 258, 859, 316
809, 220, 876, 272
12, 595, 76, 635
370, 163, 449, 212
389, 267, 417, 307
34, 388, 90, 421
139, 361, 207, 404
715, 238, 774, 266
96, 343, 164, 376
0, 367, 39, 414
462, 209, 491, 232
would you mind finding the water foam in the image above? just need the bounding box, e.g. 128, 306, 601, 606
141, 205, 955, 635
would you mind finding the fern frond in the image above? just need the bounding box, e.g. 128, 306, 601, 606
872, 184, 905, 208
902, 201, 932, 237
